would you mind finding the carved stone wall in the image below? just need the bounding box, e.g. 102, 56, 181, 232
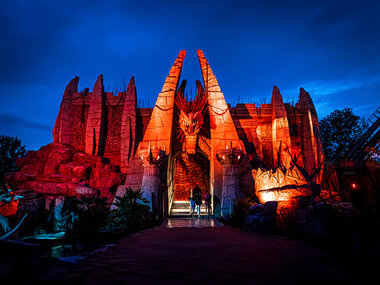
15, 50, 325, 219
174, 153, 210, 200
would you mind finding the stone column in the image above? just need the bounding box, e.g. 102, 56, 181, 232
85, 74, 106, 156
138, 145, 165, 212
53, 76, 79, 145
216, 147, 243, 218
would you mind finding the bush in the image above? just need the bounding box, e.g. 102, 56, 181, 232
229, 197, 256, 228
109, 188, 150, 233
0, 135, 26, 183
61, 195, 109, 246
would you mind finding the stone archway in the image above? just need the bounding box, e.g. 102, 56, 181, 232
173, 152, 210, 201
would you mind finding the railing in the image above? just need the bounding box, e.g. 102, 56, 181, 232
332, 105, 380, 163
198, 135, 211, 159
168, 176, 175, 215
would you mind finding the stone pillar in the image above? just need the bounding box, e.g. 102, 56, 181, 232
140, 50, 186, 153
85, 74, 106, 156
53, 76, 79, 144
120, 77, 137, 173
197, 50, 250, 217
216, 147, 243, 218
271, 86, 292, 168
297, 88, 324, 183
138, 145, 165, 212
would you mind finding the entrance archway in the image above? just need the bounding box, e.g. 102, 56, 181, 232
173, 152, 210, 201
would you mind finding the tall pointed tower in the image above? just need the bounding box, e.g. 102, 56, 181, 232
197, 50, 252, 218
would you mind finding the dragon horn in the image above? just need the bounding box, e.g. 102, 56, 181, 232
178, 80, 187, 98
196, 80, 205, 97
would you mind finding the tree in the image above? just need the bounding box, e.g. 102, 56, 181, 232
0, 135, 26, 183
320, 108, 366, 161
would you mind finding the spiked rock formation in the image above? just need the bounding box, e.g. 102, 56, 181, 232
4, 143, 124, 199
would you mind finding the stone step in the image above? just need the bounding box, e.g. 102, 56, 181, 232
170, 201, 210, 216
171, 208, 208, 213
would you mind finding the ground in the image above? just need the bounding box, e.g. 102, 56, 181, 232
2, 218, 375, 284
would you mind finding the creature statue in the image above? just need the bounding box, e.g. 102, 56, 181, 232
0, 183, 27, 240
175, 80, 208, 154
0, 183, 23, 216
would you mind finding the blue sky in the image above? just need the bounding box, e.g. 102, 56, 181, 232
0, 0, 379, 150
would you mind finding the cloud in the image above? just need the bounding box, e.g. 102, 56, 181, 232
0, 0, 380, 149
0, 113, 51, 133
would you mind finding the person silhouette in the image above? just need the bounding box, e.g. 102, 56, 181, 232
203, 190, 212, 217
189, 189, 196, 218
193, 184, 202, 218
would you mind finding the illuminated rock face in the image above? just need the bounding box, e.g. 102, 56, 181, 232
253, 164, 320, 227
7, 50, 324, 219
254, 166, 314, 202
5, 143, 124, 200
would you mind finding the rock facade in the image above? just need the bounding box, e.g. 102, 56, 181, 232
5, 143, 124, 200
7, 50, 324, 219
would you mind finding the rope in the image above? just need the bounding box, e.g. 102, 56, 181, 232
208, 104, 230, 116
154, 105, 174, 112
104, 92, 125, 107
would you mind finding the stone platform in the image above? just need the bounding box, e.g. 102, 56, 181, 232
164, 218, 224, 228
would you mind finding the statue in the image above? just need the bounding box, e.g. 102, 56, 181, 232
175, 80, 208, 154
0, 183, 27, 240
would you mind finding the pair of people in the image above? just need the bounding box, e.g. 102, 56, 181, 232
189, 185, 212, 218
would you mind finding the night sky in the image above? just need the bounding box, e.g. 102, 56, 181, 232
1, 0, 379, 150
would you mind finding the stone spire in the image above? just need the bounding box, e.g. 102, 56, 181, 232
120, 76, 138, 172
271, 85, 287, 118
53, 76, 79, 144
85, 74, 106, 156
127, 76, 135, 92
271, 86, 292, 168
297, 87, 324, 183
139, 50, 186, 154
196, 49, 242, 150
298, 87, 316, 113
197, 50, 249, 218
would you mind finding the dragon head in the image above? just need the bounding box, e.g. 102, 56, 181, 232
175, 80, 207, 153
179, 110, 203, 136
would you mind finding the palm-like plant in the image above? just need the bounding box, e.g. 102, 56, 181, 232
110, 188, 150, 232
62, 195, 109, 245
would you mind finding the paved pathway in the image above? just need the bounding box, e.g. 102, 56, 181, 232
32, 218, 364, 284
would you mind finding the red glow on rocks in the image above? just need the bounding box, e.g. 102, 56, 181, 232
5, 50, 325, 219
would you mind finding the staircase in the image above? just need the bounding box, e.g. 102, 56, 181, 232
170, 200, 209, 217
333, 105, 380, 163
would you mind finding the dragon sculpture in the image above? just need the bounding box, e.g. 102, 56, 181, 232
175, 80, 208, 154
0, 183, 27, 240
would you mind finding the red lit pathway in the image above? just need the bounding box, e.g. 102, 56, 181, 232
48, 218, 360, 284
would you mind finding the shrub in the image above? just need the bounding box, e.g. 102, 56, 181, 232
230, 197, 256, 228
61, 195, 109, 246
109, 188, 150, 233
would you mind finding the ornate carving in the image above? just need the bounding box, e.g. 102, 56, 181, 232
216, 147, 243, 166
138, 147, 165, 167
175, 80, 208, 154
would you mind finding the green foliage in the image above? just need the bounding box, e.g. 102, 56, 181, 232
320, 108, 367, 161
230, 197, 256, 228
62, 195, 109, 245
0, 135, 26, 182
109, 188, 150, 232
